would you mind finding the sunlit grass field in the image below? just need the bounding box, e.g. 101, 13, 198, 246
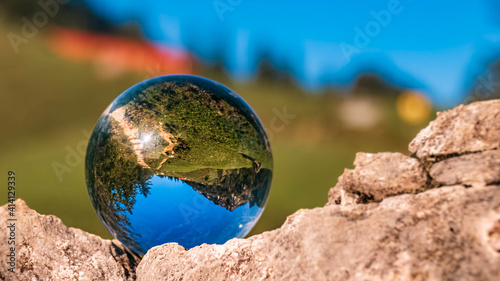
0, 22, 430, 240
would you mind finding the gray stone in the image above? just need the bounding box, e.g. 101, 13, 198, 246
430, 149, 500, 186
328, 152, 428, 204
409, 99, 500, 159
0, 199, 140, 281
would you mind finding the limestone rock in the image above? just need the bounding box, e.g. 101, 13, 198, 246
328, 152, 428, 204
488, 219, 500, 253
138, 184, 500, 281
430, 149, 500, 186
409, 99, 500, 159
2, 99, 500, 281
138, 99, 500, 281
0, 199, 140, 281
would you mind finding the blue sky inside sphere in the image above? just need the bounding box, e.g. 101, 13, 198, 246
81, 0, 500, 107
126, 175, 263, 252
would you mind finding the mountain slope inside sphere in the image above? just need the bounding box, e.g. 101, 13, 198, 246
123, 80, 272, 171
172, 167, 271, 211
89, 77, 272, 215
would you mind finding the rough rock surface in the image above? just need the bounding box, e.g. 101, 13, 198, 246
430, 149, 500, 186
409, 99, 500, 159
137, 99, 500, 281
0, 199, 140, 281
328, 152, 429, 204
1, 99, 499, 281
138, 184, 500, 281
489, 219, 500, 253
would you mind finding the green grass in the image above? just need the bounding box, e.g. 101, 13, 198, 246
0, 22, 429, 239
126, 80, 272, 171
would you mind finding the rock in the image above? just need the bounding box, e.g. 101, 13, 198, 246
2, 99, 500, 280
0, 199, 140, 281
430, 149, 500, 186
137, 99, 500, 281
488, 219, 500, 253
327, 183, 360, 206
409, 99, 500, 159
138, 184, 500, 281
328, 152, 428, 204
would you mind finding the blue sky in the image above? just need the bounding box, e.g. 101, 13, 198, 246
127, 175, 262, 253
81, 0, 500, 107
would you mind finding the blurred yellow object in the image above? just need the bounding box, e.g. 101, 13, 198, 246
396, 91, 432, 125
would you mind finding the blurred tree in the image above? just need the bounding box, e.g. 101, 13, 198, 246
352, 74, 401, 96
465, 60, 500, 104
0, 0, 142, 39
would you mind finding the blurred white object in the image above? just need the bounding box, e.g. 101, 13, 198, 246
339, 96, 381, 130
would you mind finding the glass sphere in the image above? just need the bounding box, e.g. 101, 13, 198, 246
85, 75, 272, 255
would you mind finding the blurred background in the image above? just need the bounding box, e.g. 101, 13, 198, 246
1, 0, 499, 239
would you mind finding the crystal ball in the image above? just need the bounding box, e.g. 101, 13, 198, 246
85, 75, 272, 255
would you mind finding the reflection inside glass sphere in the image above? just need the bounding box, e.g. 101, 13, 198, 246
85, 75, 272, 255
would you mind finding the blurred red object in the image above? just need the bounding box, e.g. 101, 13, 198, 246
49, 27, 196, 77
